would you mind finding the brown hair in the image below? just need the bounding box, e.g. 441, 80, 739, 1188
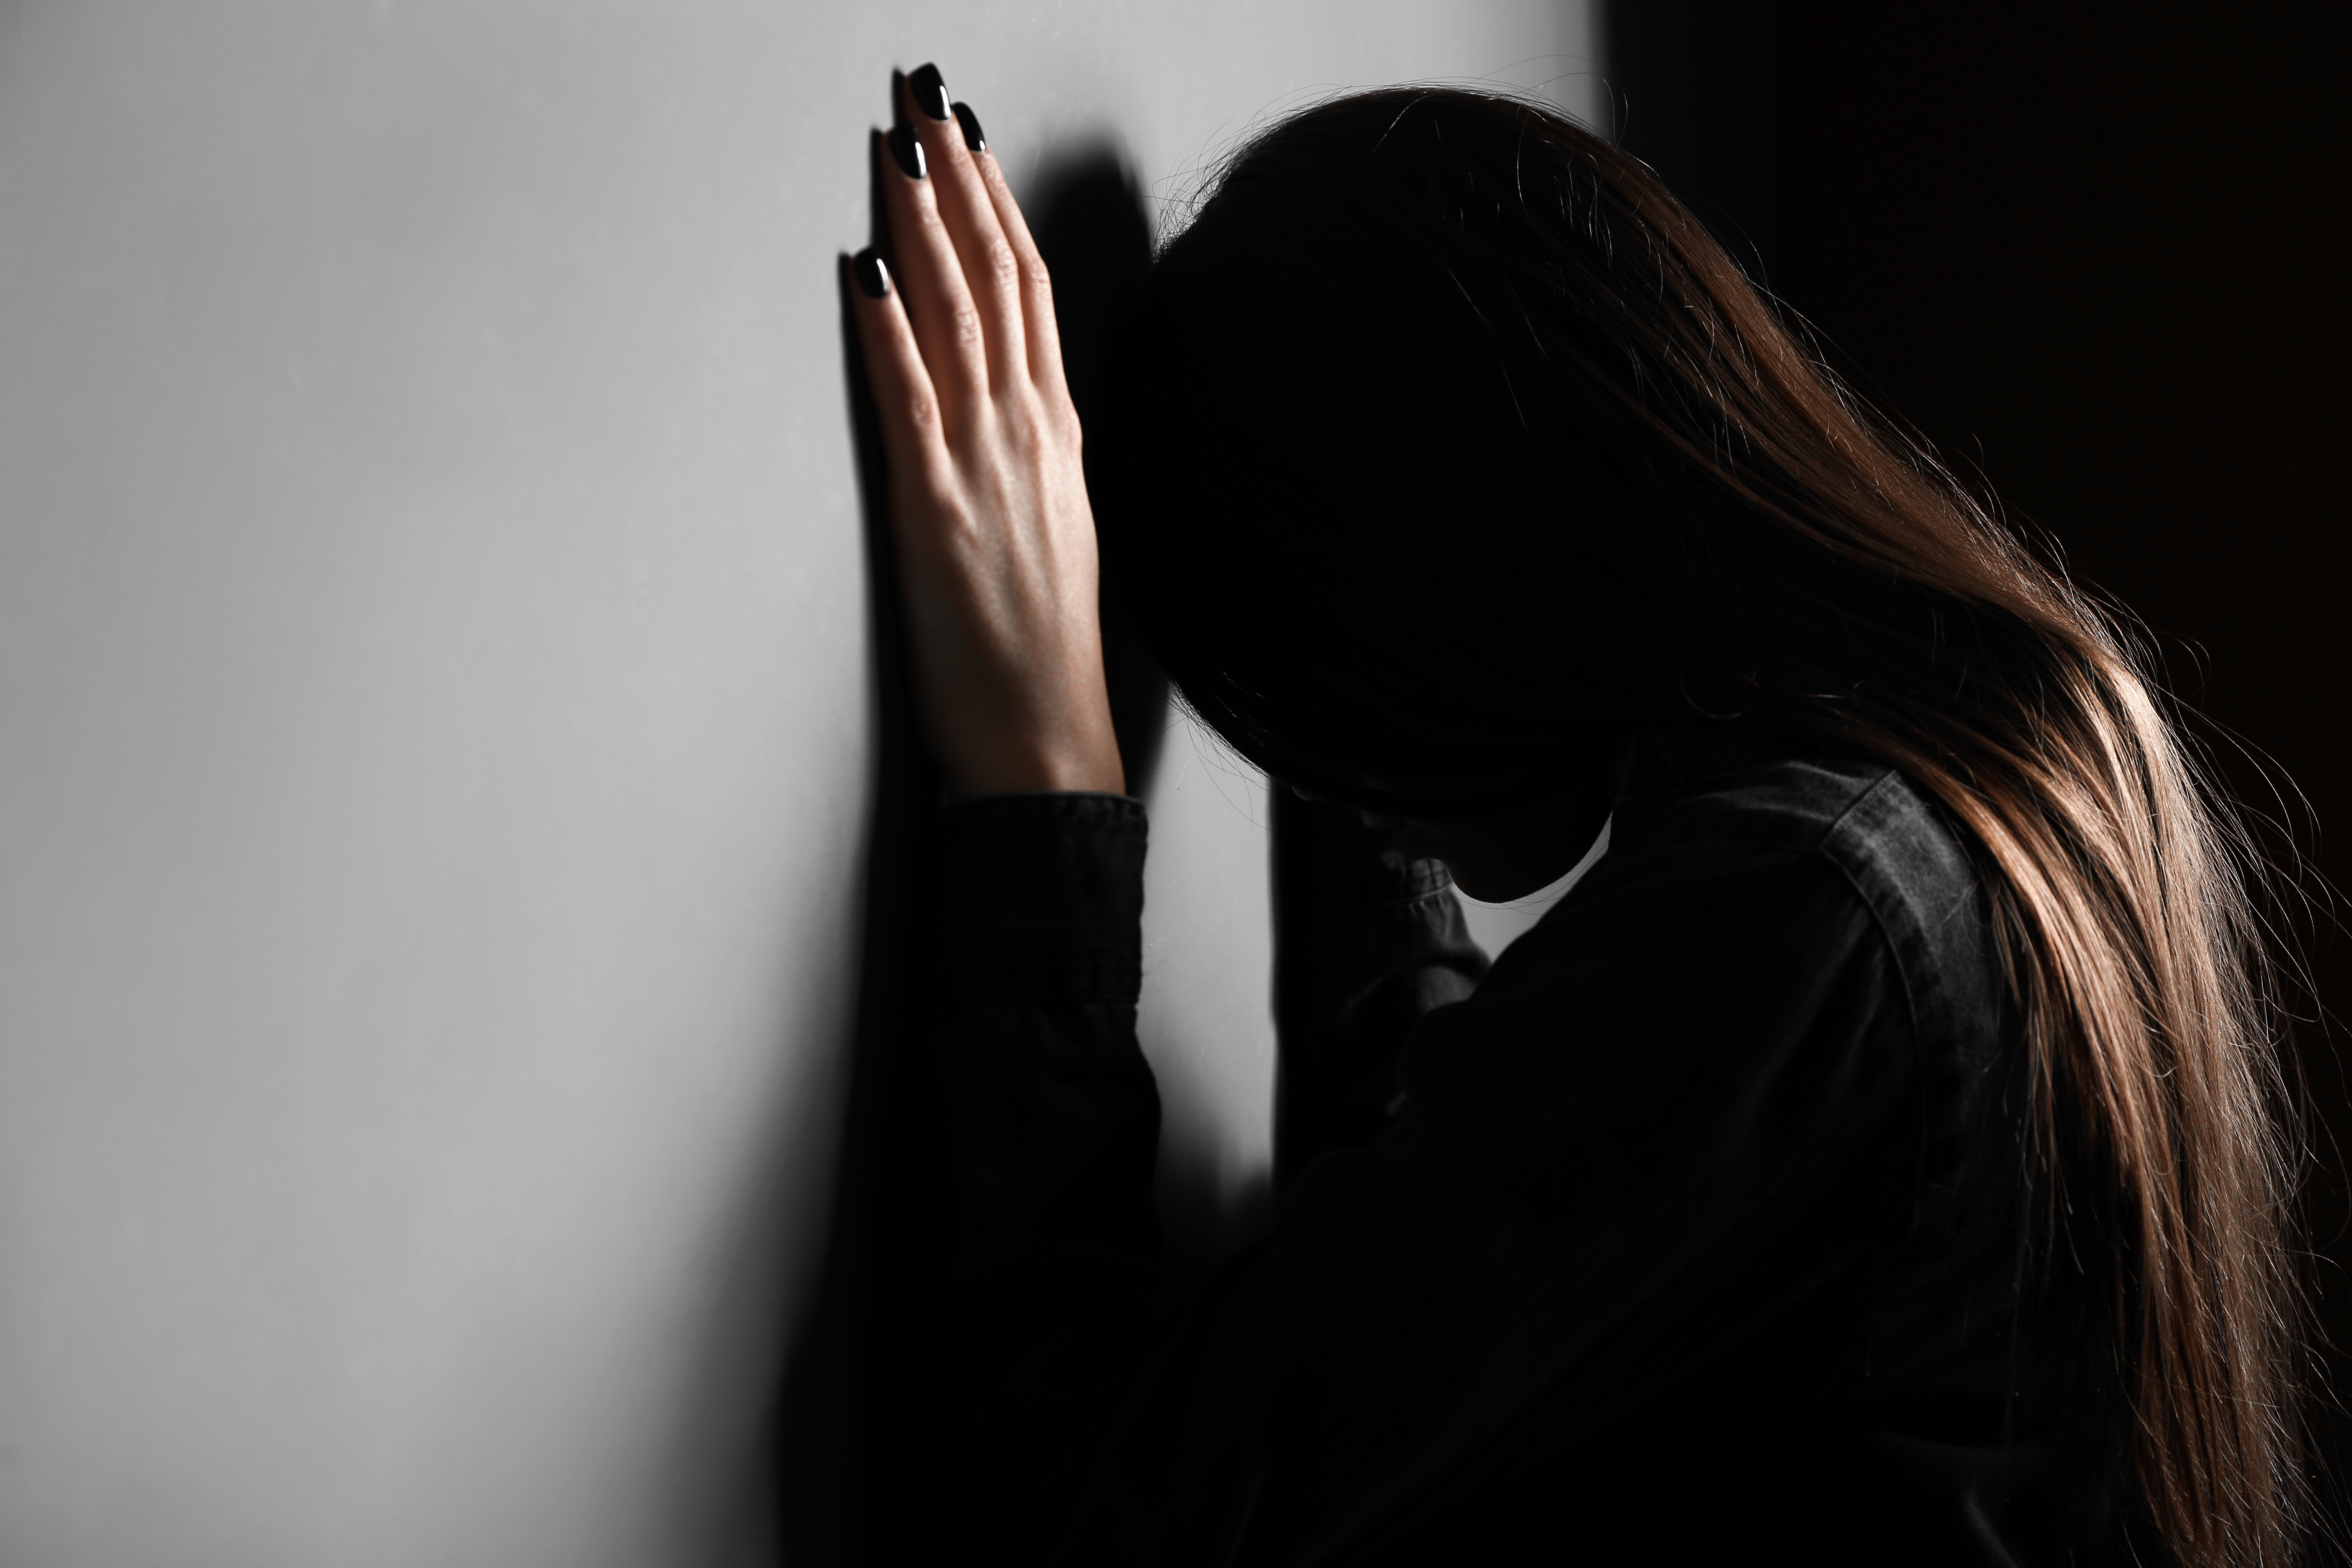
1091, 87, 2316, 1563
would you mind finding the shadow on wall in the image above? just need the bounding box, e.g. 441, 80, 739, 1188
773, 130, 1172, 1567
1033, 145, 1174, 801
1035, 145, 1287, 1297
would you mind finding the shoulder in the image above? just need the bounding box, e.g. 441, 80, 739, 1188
1443, 722, 1934, 1108
1612, 718, 1964, 896
1586, 717, 2004, 1085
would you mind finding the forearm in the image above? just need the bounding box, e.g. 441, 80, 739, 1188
882, 791, 1164, 1554
929, 791, 1161, 1264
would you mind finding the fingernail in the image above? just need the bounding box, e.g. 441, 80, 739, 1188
909, 63, 952, 123
853, 248, 891, 299
888, 122, 926, 181
951, 101, 987, 153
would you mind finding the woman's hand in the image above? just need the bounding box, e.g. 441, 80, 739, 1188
848, 65, 1126, 800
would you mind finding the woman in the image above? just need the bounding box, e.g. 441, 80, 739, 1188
843, 64, 2314, 1565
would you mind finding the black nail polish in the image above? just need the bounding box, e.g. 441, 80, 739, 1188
888, 122, 926, 181
951, 101, 987, 153
909, 63, 952, 122
853, 248, 891, 300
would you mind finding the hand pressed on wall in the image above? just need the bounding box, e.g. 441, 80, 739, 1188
847, 64, 1126, 801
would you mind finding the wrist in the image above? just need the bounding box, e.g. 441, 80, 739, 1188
945, 737, 1125, 801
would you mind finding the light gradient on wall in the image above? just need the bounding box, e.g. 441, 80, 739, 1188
0, 4, 1601, 1564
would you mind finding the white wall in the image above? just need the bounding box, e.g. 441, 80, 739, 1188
0, 4, 1600, 1564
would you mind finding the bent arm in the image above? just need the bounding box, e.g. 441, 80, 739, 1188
1271, 788, 1489, 1188
890, 786, 1492, 1554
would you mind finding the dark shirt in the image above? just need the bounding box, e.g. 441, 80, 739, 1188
897, 719, 2131, 1564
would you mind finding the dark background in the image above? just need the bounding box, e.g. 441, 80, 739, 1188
1606, 0, 2351, 1492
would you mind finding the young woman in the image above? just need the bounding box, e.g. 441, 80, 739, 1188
844, 64, 2315, 1566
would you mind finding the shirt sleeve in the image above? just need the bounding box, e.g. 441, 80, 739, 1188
885, 791, 1161, 1552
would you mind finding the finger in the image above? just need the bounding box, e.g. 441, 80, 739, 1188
875, 112, 988, 430
901, 65, 1028, 397
960, 109, 1075, 405
844, 249, 952, 500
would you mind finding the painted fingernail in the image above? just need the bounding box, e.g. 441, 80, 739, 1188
888, 122, 926, 181
951, 101, 987, 153
909, 63, 952, 122
853, 248, 891, 299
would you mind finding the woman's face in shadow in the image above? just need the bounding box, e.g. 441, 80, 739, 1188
1288, 784, 1605, 903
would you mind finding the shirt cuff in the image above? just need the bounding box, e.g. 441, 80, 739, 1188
1274, 788, 1457, 909
934, 792, 1149, 1007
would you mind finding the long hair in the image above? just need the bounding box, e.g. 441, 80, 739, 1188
1086, 87, 2314, 1565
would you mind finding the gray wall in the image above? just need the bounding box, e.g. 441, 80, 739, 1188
0, 4, 1597, 1563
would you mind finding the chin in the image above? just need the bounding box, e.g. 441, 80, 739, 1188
1442, 860, 1509, 903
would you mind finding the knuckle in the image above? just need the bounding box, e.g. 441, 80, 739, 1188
987, 389, 1037, 439
952, 306, 987, 363
1000, 392, 1077, 459
985, 243, 1021, 298
906, 393, 942, 437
